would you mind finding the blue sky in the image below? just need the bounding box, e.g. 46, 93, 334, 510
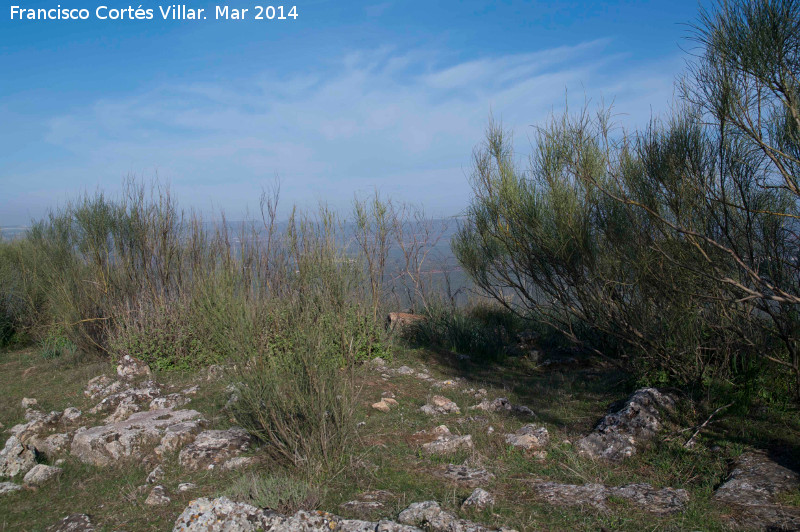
1, 0, 706, 225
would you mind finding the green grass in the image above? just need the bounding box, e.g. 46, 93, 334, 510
2, 340, 799, 531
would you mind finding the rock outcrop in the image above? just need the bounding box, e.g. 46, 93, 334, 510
0, 436, 37, 478
713, 451, 800, 530
70, 408, 206, 466
575, 388, 675, 462
178, 427, 253, 471
532, 481, 689, 515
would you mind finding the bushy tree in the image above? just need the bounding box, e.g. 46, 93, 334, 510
454, 0, 800, 396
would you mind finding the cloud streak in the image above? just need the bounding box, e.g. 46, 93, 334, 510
3, 40, 680, 224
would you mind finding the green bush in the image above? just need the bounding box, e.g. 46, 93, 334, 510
454, 0, 800, 398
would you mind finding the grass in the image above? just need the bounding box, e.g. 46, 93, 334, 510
2, 330, 800, 530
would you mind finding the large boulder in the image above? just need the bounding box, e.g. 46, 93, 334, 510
0, 436, 37, 478
70, 408, 205, 466
178, 427, 253, 471
575, 388, 675, 461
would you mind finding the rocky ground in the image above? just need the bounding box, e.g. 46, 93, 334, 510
1, 339, 800, 531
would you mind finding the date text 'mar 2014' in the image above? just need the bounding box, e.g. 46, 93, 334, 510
216, 5, 298, 19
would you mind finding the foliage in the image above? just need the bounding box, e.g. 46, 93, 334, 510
454, 0, 800, 397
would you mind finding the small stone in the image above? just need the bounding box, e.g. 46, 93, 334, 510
146, 465, 164, 484
383, 398, 399, 407
421, 396, 460, 416
462, 488, 494, 510
55, 459, 65, 466
396, 366, 415, 376
181, 386, 200, 395
177, 482, 196, 492
505, 424, 549, 451
46, 514, 95, 531
370, 357, 387, 368
145, 485, 171, 506
23, 464, 62, 487
21, 398, 38, 409
372, 400, 391, 413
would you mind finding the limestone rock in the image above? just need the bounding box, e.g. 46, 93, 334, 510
504, 424, 549, 451
372, 400, 391, 413
46, 514, 95, 531
150, 394, 191, 410
396, 366, 415, 376
38, 433, 71, 458
221, 456, 257, 471
421, 396, 460, 416
340, 490, 395, 516
178, 427, 253, 471
23, 464, 62, 487
439, 464, 494, 487
172, 496, 512, 532
0, 436, 37, 478
62, 407, 82, 424
398, 500, 508, 531
89, 382, 161, 416
84, 375, 122, 400
146, 465, 165, 484
70, 408, 205, 466
714, 451, 800, 506
575, 388, 675, 462
21, 398, 38, 409
145, 485, 171, 506
532, 481, 689, 515
462, 488, 494, 510
420, 426, 473, 455
470, 398, 534, 417
0, 481, 22, 496
116, 354, 151, 380
712, 451, 800, 530
177, 482, 196, 492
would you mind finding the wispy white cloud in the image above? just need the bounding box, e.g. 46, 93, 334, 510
3, 40, 681, 223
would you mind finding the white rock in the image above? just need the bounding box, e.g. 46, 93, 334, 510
462, 488, 495, 510
23, 464, 62, 487
145, 485, 171, 506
